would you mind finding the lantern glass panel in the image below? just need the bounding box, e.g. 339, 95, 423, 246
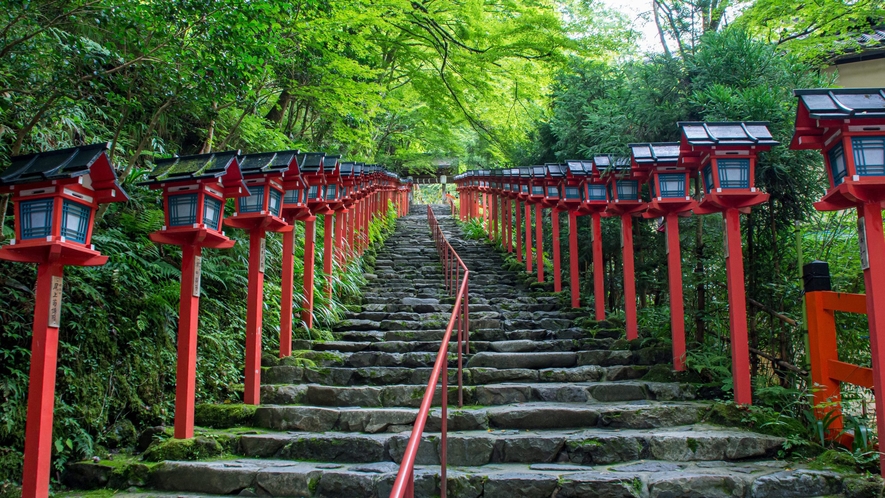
852, 137, 885, 176
238, 187, 265, 213
341, 186, 349, 198
284, 188, 303, 205
169, 193, 199, 226
61, 200, 91, 243
587, 185, 606, 201
532, 186, 544, 196
521, 185, 528, 193
617, 180, 639, 201
325, 185, 337, 200
269, 188, 282, 217
828, 144, 847, 186
546, 186, 559, 198
19, 198, 54, 240
658, 173, 685, 198
308, 185, 321, 200
717, 159, 750, 189
702, 163, 714, 192
203, 195, 222, 231
565, 187, 580, 200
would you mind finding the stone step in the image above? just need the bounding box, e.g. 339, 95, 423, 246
260, 381, 695, 407
330, 327, 609, 343
263, 364, 649, 387
147, 459, 855, 498
309, 338, 612, 354
253, 401, 708, 433
272, 348, 640, 369
236, 424, 781, 466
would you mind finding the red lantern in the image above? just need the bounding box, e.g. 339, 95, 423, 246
679, 121, 779, 405
630, 142, 693, 371
791, 88, 885, 472
0, 143, 128, 498
599, 153, 646, 340
224, 152, 293, 406
145, 150, 250, 440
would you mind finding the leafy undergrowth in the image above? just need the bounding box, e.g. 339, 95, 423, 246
0, 194, 397, 487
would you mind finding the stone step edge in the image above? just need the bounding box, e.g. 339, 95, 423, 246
134, 459, 860, 498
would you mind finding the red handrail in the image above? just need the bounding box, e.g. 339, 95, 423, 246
389, 206, 470, 498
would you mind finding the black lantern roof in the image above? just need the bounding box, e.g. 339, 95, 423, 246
629, 143, 680, 165
340, 162, 355, 176
546, 164, 566, 177
323, 155, 341, 172
510, 168, 519, 177
519, 167, 532, 178
299, 152, 325, 173
531, 165, 546, 177
594, 155, 631, 173
794, 88, 885, 119
565, 160, 587, 176
237, 150, 296, 175
354, 163, 364, 176
492, 169, 503, 177
678, 122, 778, 147
147, 150, 242, 184
1, 143, 107, 185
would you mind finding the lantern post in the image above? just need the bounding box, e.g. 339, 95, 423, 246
542, 164, 566, 291
279, 152, 310, 358
224, 153, 292, 404
319, 156, 342, 298
299, 153, 327, 329
143, 151, 249, 438
339, 162, 358, 261
679, 121, 778, 405
575, 160, 609, 320
516, 167, 531, 265
790, 88, 885, 468
560, 161, 590, 308
0, 144, 128, 498
525, 166, 546, 281
600, 154, 646, 340
630, 143, 694, 371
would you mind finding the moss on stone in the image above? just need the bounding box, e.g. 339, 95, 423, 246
193, 403, 257, 429
610, 339, 630, 351
703, 402, 748, 428
141, 436, 224, 462
642, 364, 676, 383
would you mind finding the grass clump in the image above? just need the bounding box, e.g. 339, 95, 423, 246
194, 403, 257, 429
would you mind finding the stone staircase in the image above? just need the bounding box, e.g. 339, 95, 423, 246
136, 205, 863, 497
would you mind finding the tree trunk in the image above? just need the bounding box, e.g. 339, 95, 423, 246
265, 88, 292, 125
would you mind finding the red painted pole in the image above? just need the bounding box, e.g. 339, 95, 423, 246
489, 194, 495, 241
592, 213, 605, 321
552, 209, 562, 292
506, 198, 513, 253
858, 203, 885, 473
302, 217, 317, 329
21, 261, 64, 498
665, 214, 686, 371
723, 208, 752, 405
621, 214, 638, 340
280, 230, 294, 358
324, 214, 334, 298
535, 204, 544, 283
344, 209, 353, 261
335, 210, 344, 265
525, 202, 532, 273
515, 200, 522, 262
172, 245, 201, 437
244, 230, 266, 405
568, 211, 580, 308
